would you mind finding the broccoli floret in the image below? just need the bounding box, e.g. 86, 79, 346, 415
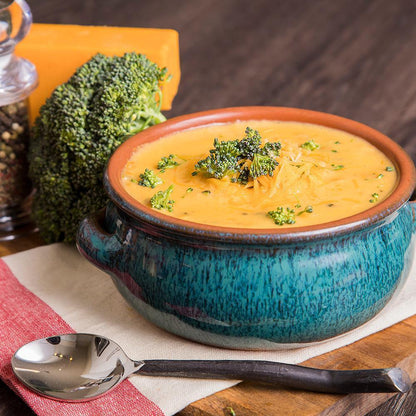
150, 185, 175, 211
267, 207, 296, 225
250, 153, 278, 179
369, 193, 379, 203
195, 127, 281, 184
157, 154, 179, 172
134, 168, 162, 188
301, 140, 320, 151
297, 205, 313, 215
261, 141, 281, 157
194, 138, 240, 179
237, 166, 250, 185
237, 127, 262, 159
268, 205, 314, 225
29, 52, 169, 243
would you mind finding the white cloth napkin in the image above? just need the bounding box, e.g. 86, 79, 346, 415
4, 241, 416, 416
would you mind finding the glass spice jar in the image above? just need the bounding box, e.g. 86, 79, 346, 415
0, 0, 37, 239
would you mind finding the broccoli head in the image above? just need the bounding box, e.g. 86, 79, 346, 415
261, 141, 281, 157
150, 185, 175, 211
194, 138, 240, 179
236, 127, 262, 159
249, 153, 278, 179
157, 154, 180, 172
267, 207, 296, 225
29, 52, 169, 243
134, 168, 163, 188
301, 140, 320, 151
194, 127, 281, 184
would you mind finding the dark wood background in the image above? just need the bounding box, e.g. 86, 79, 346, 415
27, 0, 416, 163
2, 0, 416, 415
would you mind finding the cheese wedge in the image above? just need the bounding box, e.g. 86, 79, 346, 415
15, 23, 180, 123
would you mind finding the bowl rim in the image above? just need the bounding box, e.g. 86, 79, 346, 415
105, 106, 416, 243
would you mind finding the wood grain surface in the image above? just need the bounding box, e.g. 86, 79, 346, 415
1, 0, 416, 415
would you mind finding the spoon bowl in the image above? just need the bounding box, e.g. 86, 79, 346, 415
12, 333, 412, 402
12, 334, 140, 401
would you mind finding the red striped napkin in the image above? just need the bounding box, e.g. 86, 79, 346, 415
0, 260, 163, 416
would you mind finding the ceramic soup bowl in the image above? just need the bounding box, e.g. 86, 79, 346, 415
77, 107, 416, 350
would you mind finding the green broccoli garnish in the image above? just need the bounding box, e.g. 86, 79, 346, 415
297, 205, 313, 215
301, 140, 320, 151
28, 52, 169, 243
237, 166, 250, 185
250, 153, 278, 179
157, 154, 179, 172
268, 204, 313, 225
150, 185, 175, 211
237, 127, 262, 159
135, 169, 162, 188
267, 207, 296, 225
261, 141, 281, 157
194, 138, 240, 179
195, 127, 281, 183
369, 193, 379, 203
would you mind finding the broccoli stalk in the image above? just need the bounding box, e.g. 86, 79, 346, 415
29, 52, 169, 243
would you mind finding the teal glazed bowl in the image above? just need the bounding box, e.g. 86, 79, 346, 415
77, 107, 416, 350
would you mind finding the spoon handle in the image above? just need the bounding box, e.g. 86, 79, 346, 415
136, 360, 411, 394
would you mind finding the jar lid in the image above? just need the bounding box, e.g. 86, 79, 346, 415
0, 0, 37, 106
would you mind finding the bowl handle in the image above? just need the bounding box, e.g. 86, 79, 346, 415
410, 189, 416, 231
76, 207, 123, 273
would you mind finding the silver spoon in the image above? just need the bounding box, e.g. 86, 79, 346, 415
11, 333, 411, 402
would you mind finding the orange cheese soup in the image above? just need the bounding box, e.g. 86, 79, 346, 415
121, 121, 398, 228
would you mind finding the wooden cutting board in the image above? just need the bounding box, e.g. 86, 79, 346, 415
1, 232, 415, 416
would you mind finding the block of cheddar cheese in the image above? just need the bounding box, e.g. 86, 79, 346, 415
15, 23, 180, 123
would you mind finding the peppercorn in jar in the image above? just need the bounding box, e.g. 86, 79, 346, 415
0, 100, 31, 206
0, 0, 37, 238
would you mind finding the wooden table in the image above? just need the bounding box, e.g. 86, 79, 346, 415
2, 0, 416, 414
